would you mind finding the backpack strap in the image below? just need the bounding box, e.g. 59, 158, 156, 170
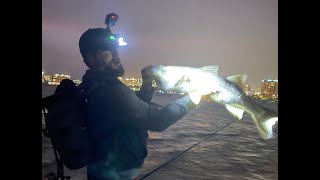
78, 76, 120, 99
78, 81, 106, 99
77, 81, 107, 129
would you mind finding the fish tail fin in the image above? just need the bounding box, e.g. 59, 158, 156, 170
226, 74, 247, 84
252, 108, 278, 139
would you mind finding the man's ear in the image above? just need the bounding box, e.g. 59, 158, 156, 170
83, 52, 95, 68
85, 51, 103, 69
86, 52, 93, 59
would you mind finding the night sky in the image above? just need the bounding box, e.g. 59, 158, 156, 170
42, 0, 277, 89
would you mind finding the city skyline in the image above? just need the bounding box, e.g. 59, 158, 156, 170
42, 71, 277, 92
42, 0, 278, 89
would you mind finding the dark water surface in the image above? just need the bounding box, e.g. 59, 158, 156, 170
42, 86, 278, 180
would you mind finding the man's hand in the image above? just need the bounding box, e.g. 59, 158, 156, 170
141, 65, 155, 84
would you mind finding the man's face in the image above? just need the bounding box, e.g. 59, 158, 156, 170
97, 48, 124, 77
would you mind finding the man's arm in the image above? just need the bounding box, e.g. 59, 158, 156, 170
135, 66, 155, 103
135, 81, 154, 103
146, 95, 195, 131
100, 83, 197, 132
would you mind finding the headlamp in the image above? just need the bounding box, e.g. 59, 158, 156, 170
107, 34, 127, 47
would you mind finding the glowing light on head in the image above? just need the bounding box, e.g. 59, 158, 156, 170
107, 34, 128, 47
109, 35, 116, 41
118, 37, 127, 46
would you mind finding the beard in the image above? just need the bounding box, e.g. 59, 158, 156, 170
103, 59, 125, 77
112, 64, 125, 77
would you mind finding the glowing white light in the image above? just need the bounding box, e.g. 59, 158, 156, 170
118, 37, 127, 46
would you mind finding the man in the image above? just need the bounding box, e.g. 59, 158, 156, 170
79, 28, 206, 180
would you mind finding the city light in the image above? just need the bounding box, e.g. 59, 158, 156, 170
42, 72, 73, 85
42, 71, 277, 101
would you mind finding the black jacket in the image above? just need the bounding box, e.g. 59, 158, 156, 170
81, 69, 196, 173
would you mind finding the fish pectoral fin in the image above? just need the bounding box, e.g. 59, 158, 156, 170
200, 65, 219, 74
226, 74, 247, 84
225, 104, 244, 120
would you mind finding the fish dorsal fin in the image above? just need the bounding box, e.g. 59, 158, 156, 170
200, 65, 219, 74
225, 104, 244, 120
226, 74, 247, 83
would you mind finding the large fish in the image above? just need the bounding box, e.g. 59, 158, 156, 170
149, 65, 278, 139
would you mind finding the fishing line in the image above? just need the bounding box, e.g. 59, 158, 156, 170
139, 119, 237, 180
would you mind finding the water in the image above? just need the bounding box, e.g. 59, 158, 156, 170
42, 86, 278, 180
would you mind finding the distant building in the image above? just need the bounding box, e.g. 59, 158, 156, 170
253, 88, 261, 95
237, 82, 254, 96
51, 74, 71, 85
42, 73, 71, 85
43, 74, 53, 82
118, 77, 142, 91
261, 79, 278, 96
259, 79, 278, 100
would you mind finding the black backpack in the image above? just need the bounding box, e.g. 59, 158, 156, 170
42, 79, 102, 179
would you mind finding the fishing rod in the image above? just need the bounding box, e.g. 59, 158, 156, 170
139, 119, 237, 180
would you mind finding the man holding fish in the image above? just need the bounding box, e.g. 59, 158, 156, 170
79, 28, 210, 180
